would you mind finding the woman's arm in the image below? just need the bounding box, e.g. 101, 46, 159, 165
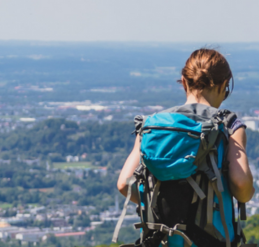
228, 127, 255, 203
117, 135, 140, 204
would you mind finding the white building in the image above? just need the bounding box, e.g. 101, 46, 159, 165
66, 155, 79, 162
16, 232, 46, 244
93, 167, 107, 176
242, 116, 259, 131
0, 227, 40, 240
103, 215, 139, 227
0, 227, 19, 239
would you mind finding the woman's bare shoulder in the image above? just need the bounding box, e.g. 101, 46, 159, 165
228, 127, 254, 202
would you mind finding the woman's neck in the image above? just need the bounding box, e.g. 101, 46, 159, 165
184, 91, 220, 108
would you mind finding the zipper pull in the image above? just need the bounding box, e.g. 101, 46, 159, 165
188, 132, 200, 139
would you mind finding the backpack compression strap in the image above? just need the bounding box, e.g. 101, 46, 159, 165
186, 176, 206, 201
191, 174, 202, 204
112, 176, 137, 243
209, 152, 224, 192
150, 180, 161, 208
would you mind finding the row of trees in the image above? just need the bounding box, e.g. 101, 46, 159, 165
0, 118, 135, 160
2, 118, 259, 164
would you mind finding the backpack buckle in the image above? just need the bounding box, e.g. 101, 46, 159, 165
168, 229, 173, 236
160, 224, 165, 233
134, 163, 145, 179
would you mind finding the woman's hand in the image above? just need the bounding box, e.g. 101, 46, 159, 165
228, 127, 255, 203
117, 135, 141, 204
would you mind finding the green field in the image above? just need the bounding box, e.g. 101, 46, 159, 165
53, 162, 93, 169
0, 203, 13, 209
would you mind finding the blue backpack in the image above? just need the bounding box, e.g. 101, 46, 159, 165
113, 104, 254, 247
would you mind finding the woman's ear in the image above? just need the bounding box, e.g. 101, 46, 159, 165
181, 75, 188, 93
219, 80, 228, 94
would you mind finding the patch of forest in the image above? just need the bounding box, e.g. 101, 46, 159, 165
0, 118, 135, 162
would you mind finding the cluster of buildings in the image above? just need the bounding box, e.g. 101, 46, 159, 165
1, 98, 259, 132
0, 224, 88, 245
0, 198, 138, 245
0, 205, 92, 245
0, 100, 165, 133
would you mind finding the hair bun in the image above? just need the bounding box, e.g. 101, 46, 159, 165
194, 68, 213, 89
180, 49, 232, 92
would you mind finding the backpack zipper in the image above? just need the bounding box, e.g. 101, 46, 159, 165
141, 126, 201, 137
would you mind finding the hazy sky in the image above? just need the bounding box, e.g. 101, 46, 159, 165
0, 0, 258, 42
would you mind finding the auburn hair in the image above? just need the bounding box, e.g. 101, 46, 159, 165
178, 49, 234, 94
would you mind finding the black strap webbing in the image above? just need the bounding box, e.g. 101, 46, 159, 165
238, 202, 247, 221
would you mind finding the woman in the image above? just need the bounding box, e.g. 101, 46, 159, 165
117, 49, 254, 246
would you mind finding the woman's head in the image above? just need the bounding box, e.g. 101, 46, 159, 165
179, 48, 233, 104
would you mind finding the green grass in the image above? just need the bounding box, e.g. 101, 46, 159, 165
68, 132, 87, 140
243, 215, 259, 242
0, 203, 13, 209
0, 187, 24, 192
27, 203, 39, 207
17, 186, 24, 191
53, 162, 93, 169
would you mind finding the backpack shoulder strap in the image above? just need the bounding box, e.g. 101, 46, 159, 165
212, 109, 237, 135
133, 115, 145, 135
